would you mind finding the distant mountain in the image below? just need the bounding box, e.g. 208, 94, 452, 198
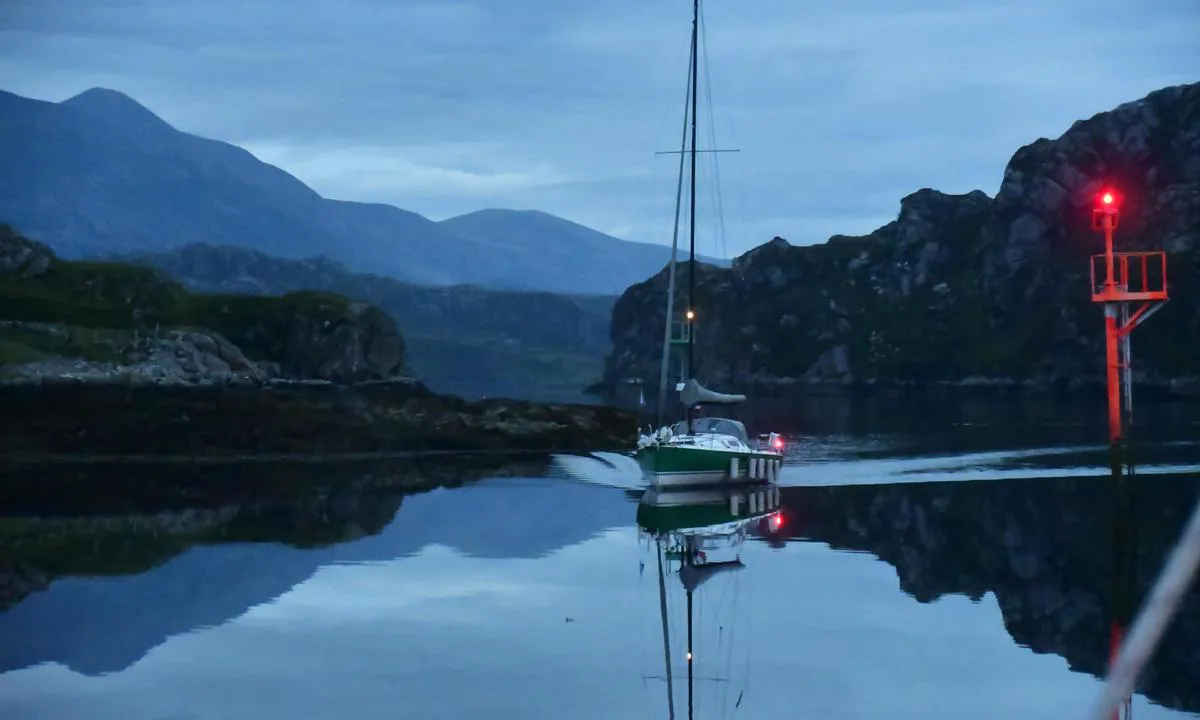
438, 209, 727, 293
118, 242, 616, 402
0, 87, 727, 295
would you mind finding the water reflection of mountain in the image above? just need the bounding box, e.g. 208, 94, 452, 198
778, 474, 1200, 714
4, 464, 1199, 714
0, 460, 634, 676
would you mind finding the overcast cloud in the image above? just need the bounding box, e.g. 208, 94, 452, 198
1, 0, 1198, 257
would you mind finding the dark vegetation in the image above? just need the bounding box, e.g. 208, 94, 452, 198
0, 226, 637, 458
0, 382, 638, 458
117, 241, 616, 401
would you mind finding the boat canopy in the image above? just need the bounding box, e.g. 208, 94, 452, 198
670, 417, 750, 445
679, 378, 746, 406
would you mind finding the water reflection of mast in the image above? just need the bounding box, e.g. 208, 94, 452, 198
680, 534, 744, 720
657, 543, 676, 720
640, 484, 783, 719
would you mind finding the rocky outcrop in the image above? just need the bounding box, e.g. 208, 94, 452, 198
601, 82, 1200, 398
0, 380, 638, 458
0, 226, 405, 384
214, 294, 406, 383
0, 230, 52, 278
0, 321, 267, 385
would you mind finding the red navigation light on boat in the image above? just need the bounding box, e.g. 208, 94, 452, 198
768, 512, 785, 531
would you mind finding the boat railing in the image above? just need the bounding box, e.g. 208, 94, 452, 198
756, 432, 785, 453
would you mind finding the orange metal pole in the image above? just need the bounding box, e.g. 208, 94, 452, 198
1102, 212, 1128, 720
1104, 217, 1121, 447
1105, 219, 1116, 292
1106, 307, 1122, 445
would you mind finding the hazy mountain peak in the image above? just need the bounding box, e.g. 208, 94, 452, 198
1, 85, 728, 292
61, 87, 174, 131
440, 207, 730, 267
457, 208, 552, 219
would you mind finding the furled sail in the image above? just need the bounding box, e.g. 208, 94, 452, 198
679, 378, 747, 406
680, 559, 745, 593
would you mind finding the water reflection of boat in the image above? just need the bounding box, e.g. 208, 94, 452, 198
637, 484, 783, 536
637, 482, 784, 719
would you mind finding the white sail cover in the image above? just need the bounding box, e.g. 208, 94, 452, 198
679, 378, 746, 406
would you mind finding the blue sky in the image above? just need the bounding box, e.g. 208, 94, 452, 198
1, 0, 1197, 258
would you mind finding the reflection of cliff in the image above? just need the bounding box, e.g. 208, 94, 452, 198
1, 454, 553, 610
0, 453, 556, 515
0, 460, 634, 675
780, 474, 1200, 714
0, 489, 407, 609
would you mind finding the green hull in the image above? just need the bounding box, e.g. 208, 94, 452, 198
635, 443, 782, 487
636, 485, 782, 535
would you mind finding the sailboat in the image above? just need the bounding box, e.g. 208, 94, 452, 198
638, 482, 784, 719
635, 0, 785, 488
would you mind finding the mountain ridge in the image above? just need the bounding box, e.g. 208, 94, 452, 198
439, 208, 725, 263
0, 86, 726, 295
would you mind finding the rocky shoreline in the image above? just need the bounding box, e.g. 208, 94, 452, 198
611, 374, 1200, 412
0, 228, 637, 460
734, 374, 1200, 400
0, 379, 638, 460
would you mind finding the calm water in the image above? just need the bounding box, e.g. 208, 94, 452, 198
2, 398, 1199, 719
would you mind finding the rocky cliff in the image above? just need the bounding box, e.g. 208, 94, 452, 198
601, 82, 1200, 398
115, 241, 615, 401
0, 225, 404, 384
